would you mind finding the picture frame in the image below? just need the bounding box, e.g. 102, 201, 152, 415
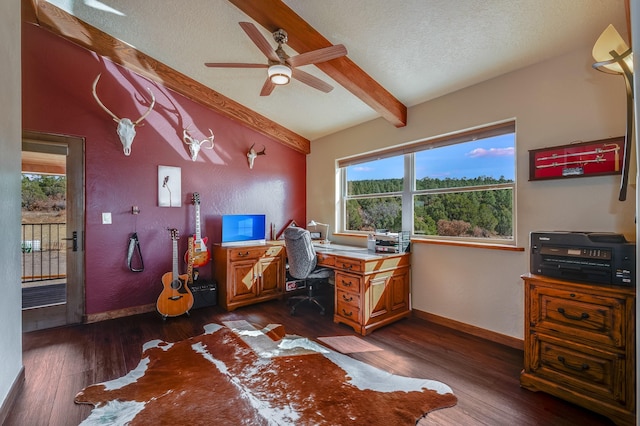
529, 136, 624, 181
276, 220, 298, 240
158, 165, 182, 207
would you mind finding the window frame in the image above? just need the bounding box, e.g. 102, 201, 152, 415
338, 121, 516, 245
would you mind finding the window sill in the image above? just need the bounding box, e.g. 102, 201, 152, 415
334, 232, 368, 239
411, 238, 524, 251
334, 233, 524, 252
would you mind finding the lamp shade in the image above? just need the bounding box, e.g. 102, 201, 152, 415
307, 220, 330, 242
592, 24, 633, 74
268, 64, 292, 85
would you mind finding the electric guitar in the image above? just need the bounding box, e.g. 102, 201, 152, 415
157, 229, 194, 318
184, 192, 211, 267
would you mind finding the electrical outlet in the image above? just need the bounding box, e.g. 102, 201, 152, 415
102, 212, 112, 224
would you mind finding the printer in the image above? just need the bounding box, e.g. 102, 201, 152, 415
530, 231, 635, 286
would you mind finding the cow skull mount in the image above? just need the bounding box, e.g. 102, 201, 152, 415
247, 143, 266, 169
92, 74, 156, 156
183, 127, 215, 161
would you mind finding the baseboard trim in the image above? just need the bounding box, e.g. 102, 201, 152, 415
85, 303, 156, 323
0, 366, 25, 424
412, 309, 523, 350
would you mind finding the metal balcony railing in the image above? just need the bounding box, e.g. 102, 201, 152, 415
21, 222, 66, 283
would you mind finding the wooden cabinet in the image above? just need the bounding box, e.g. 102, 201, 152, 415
213, 244, 285, 311
325, 252, 410, 335
520, 273, 635, 426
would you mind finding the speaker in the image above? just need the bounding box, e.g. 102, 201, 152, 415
190, 280, 217, 309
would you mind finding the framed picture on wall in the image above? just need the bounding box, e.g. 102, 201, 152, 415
158, 165, 182, 207
529, 136, 624, 181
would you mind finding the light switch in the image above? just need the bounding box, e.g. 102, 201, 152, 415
102, 212, 112, 224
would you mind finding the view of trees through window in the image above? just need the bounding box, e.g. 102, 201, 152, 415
22, 174, 66, 214
342, 124, 515, 241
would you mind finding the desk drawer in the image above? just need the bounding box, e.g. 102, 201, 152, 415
334, 256, 363, 273
316, 252, 335, 267
335, 272, 362, 293
337, 289, 360, 307
229, 246, 281, 261
336, 300, 360, 322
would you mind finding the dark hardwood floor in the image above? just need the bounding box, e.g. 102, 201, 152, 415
7, 296, 615, 426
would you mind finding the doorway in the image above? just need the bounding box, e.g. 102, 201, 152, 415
21, 131, 85, 332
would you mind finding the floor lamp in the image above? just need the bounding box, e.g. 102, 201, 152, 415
592, 24, 634, 201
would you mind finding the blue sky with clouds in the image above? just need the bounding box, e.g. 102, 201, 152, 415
347, 134, 515, 181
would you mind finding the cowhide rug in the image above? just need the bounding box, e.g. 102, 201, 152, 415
75, 320, 457, 425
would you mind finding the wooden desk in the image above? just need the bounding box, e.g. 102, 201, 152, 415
314, 244, 411, 335
212, 244, 285, 311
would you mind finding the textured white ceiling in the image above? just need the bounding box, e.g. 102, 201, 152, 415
47, 0, 627, 141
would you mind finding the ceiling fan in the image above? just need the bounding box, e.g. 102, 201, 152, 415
205, 22, 347, 96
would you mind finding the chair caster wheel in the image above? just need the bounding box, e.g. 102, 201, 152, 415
319, 309, 325, 315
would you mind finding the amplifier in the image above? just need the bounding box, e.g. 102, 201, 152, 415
190, 280, 217, 309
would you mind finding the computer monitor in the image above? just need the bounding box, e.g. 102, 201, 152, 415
221, 214, 266, 246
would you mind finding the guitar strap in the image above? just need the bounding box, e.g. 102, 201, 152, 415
127, 232, 144, 272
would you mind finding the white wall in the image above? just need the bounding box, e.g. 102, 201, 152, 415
308, 45, 635, 340
0, 0, 23, 414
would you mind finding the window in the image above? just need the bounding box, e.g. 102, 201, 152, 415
339, 121, 516, 243
344, 156, 404, 233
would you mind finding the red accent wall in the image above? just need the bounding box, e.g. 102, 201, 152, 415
22, 24, 306, 315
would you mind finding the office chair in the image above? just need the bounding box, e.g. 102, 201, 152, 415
283, 227, 334, 315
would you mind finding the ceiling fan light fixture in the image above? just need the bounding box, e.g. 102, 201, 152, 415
268, 64, 292, 85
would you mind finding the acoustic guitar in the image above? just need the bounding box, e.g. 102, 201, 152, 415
157, 229, 194, 318
184, 192, 211, 267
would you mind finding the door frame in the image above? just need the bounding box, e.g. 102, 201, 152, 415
22, 131, 85, 331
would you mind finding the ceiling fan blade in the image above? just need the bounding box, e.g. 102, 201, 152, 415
286, 44, 347, 68
204, 63, 268, 68
260, 77, 276, 96
239, 22, 280, 63
291, 69, 333, 93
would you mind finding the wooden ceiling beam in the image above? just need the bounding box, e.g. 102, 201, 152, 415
23, 0, 310, 154
228, 0, 408, 128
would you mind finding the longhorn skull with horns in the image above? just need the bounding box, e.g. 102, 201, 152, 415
92, 74, 156, 156
247, 143, 266, 169
183, 127, 215, 161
